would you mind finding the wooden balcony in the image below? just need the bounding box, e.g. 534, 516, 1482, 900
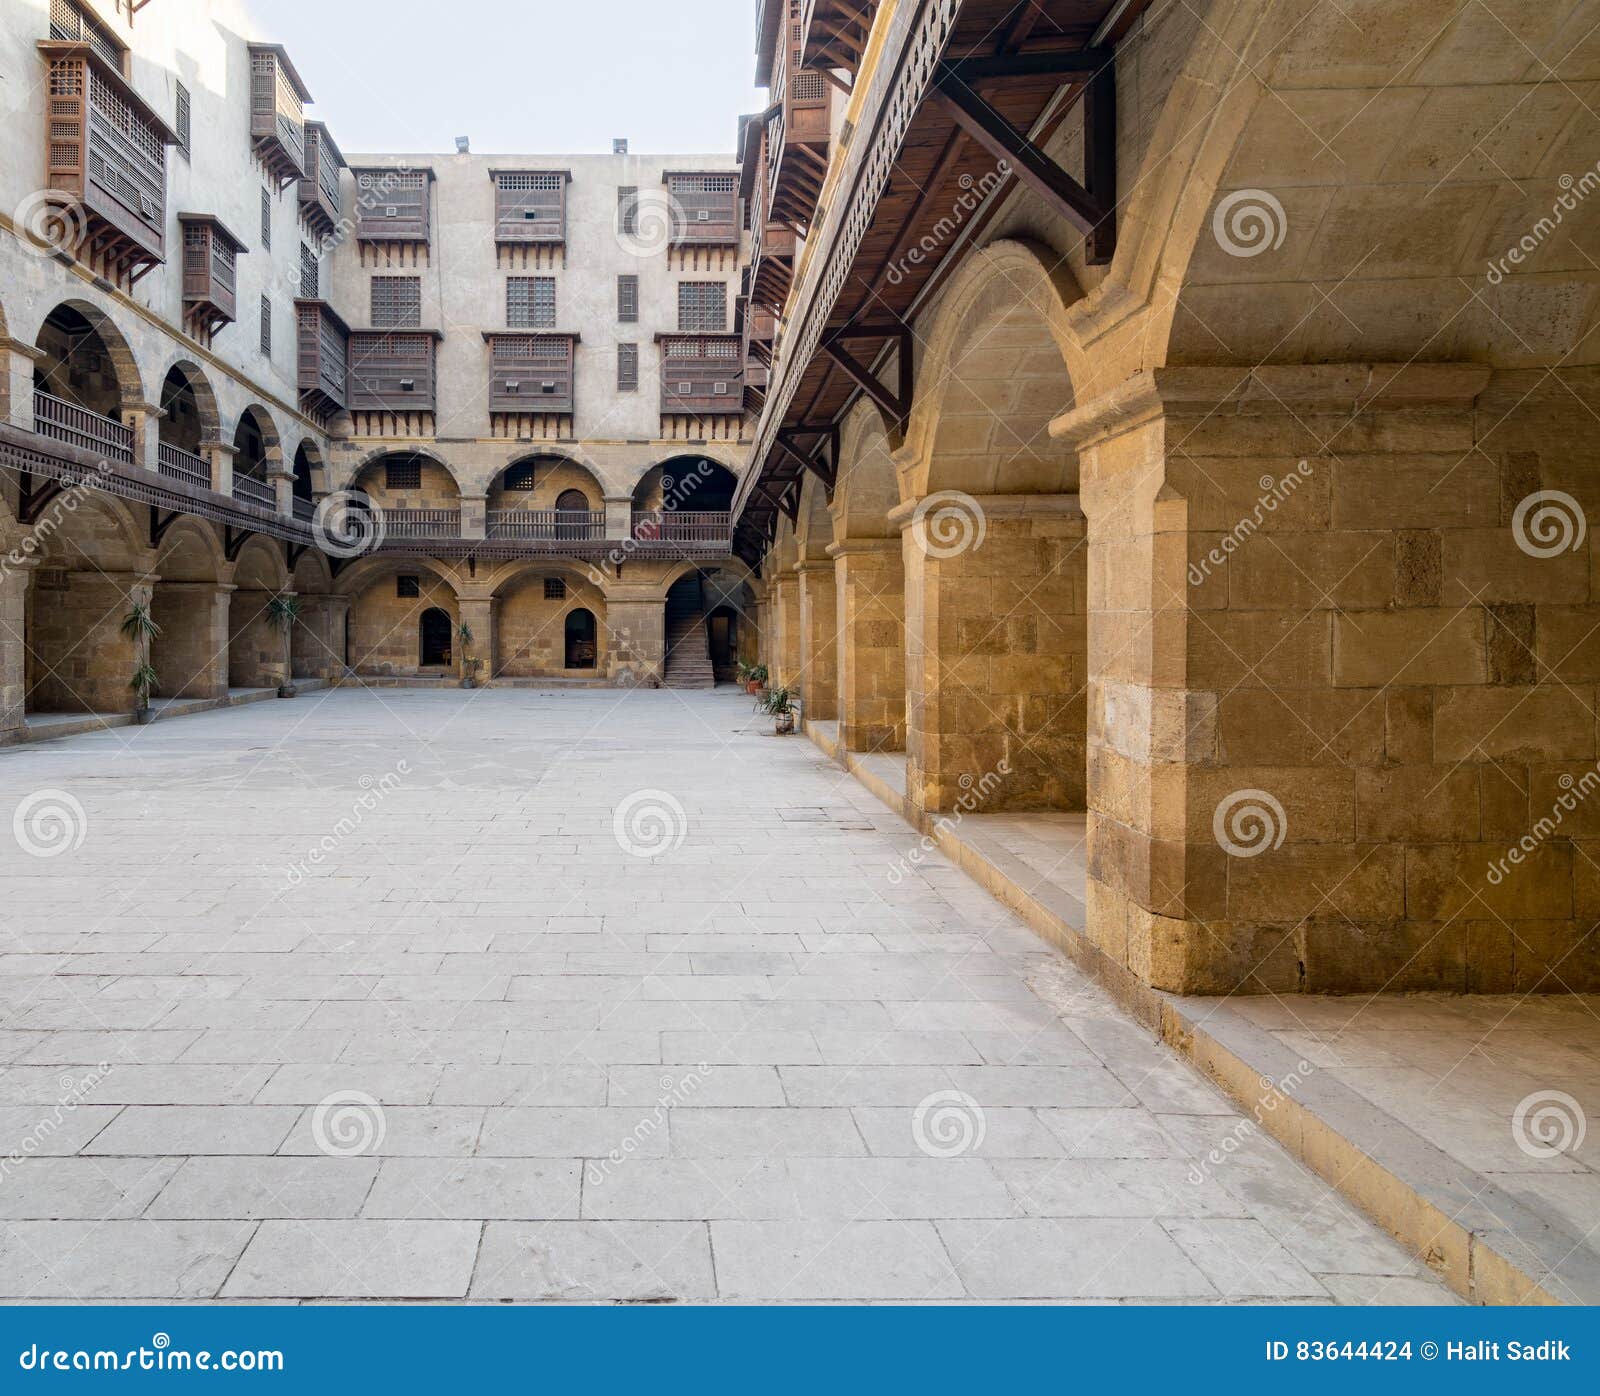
178, 214, 246, 341
157, 442, 211, 490
665, 172, 740, 247
353, 168, 432, 244
348, 331, 441, 412
658, 336, 744, 415
248, 44, 311, 188
492, 170, 568, 244
800, 0, 878, 76
37, 40, 174, 285
486, 509, 605, 543
484, 333, 576, 416
380, 508, 460, 539
631, 511, 734, 544
232, 472, 277, 511
295, 300, 350, 418
33, 391, 134, 464
298, 121, 346, 239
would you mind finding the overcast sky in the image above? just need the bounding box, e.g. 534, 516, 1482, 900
253, 0, 767, 155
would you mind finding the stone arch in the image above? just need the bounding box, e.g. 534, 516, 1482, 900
489, 562, 609, 679
346, 445, 467, 496
631, 456, 739, 514
292, 439, 327, 501
32, 299, 145, 416
832, 399, 901, 542
900, 238, 1084, 501
488, 455, 607, 536
230, 534, 290, 593
150, 519, 228, 702
156, 359, 222, 449
348, 448, 463, 519
338, 558, 461, 678
232, 405, 282, 496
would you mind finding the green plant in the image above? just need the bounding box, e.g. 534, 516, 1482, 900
748, 663, 769, 686
266, 594, 301, 628
128, 661, 159, 708
736, 659, 753, 683
457, 622, 474, 648
761, 685, 794, 716
119, 601, 161, 647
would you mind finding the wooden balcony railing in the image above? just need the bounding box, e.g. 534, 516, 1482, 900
485, 509, 606, 542
157, 441, 210, 489
33, 391, 134, 463
232, 473, 277, 510
631, 511, 733, 543
292, 496, 316, 522
381, 508, 460, 539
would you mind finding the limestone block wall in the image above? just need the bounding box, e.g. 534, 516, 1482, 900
152, 583, 230, 700
901, 499, 1088, 817
27, 573, 152, 713
603, 598, 667, 685
833, 541, 906, 752
228, 592, 290, 689
796, 562, 838, 721
349, 574, 458, 676
1, 557, 33, 737
495, 574, 607, 677
1067, 364, 1600, 995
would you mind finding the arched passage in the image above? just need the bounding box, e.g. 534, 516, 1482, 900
631, 457, 738, 540
792, 473, 838, 720
341, 561, 460, 678
31, 302, 143, 459
150, 520, 229, 701
157, 362, 220, 472
290, 549, 338, 681
349, 450, 463, 540
487, 456, 604, 541
564, 608, 597, 670
419, 607, 453, 668
491, 565, 607, 679
232, 407, 280, 510
900, 239, 1087, 818
227, 534, 291, 690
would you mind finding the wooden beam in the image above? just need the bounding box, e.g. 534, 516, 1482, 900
931, 72, 1114, 261
821, 325, 912, 428
1083, 60, 1117, 265
940, 48, 1109, 83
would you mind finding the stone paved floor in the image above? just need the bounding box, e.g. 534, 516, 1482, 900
0, 688, 1454, 1302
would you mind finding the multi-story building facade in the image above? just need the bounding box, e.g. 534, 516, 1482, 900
0, 0, 757, 742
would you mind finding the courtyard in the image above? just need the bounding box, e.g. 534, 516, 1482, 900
0, 687, 1461, 1303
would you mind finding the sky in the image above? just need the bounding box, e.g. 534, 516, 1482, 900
254, 0, 768, 156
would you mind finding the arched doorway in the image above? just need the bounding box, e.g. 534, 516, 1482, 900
707, 605, 738, 681
420, 607, 453, 668
33, 304, 127, 417
564, 608, 597, 670
631, 458, 738, 540
555, 487, 591, 541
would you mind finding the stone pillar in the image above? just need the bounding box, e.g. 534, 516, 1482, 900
831, 538, 905, 752
604, 494, 634, 542
269, 464, 296, 517
29, 570, 156, 713
325, 596, 351, 677
456, 595, 496, 683
1049, 362, 1562, 996
796, 560, 838, 721
292, 596, 345, 680
228, 589, 293, 690
897, 494, 1087, 821
151, 581, 232, 699
0, 552, 37, 741
604, 594, 666, 686
207, 440, 236, 496
770, 572, 802, 690
460, 495, 487, 540
4, 339, 43, 431
124, 402, 164, 474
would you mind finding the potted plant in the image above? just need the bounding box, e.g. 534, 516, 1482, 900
458, 622, 481, 689
266, 594, 301, 698
763, 685, 796, 736
119, 602, 161, 725
744, 662, 769, 697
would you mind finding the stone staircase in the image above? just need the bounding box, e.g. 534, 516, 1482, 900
663, 579, 715, 690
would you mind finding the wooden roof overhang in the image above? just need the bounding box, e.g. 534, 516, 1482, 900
801, 0, 879, 78
730, 0, 1147, 565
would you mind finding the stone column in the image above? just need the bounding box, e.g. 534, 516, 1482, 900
4, 338, 44, 431
604, 494, 634, 542
604, 594, 667, 686
269, 464, 296, 516
796, 559, 838, 721
897, 493, 1087, 821
770, 571, 802, 690
228, 589, 293, 690
456, 595, 497, 682
831, 538, 905, 752
124, 401, 164, 474
0, 551, 38, 741
460, 495, 487, 540
151, 581, 232, 700
324, 596, 351, 678
292, 595, 345, 680
206, 440, 236, 496
29, 570, 156, 714
1050, 362, 1536, 996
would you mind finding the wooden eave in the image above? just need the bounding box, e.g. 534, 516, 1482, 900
177, 211, 249, 255
247, 42, 313, 102
37, 40, 180, 144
